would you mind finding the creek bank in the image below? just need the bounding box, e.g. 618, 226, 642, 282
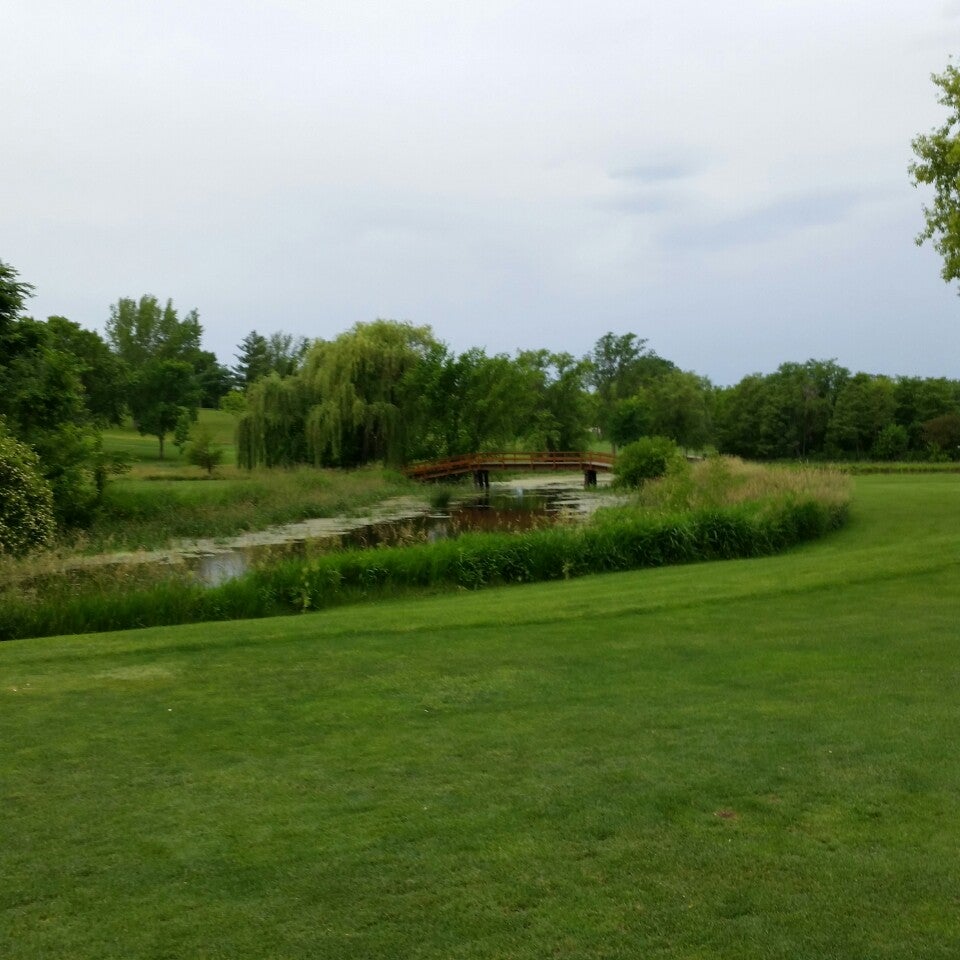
62, 473, 619, 586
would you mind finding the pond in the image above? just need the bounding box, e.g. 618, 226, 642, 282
22, 475, 616, 592
190, 478, 612, 586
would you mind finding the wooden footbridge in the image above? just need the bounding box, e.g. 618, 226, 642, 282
403, 451, 616, 487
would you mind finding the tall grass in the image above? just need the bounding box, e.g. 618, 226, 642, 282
72, 465, 415, 551
1, 459, 850, 641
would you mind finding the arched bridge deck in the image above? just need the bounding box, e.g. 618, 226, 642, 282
403, 451, 616, 486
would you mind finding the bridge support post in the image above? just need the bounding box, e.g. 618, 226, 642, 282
474, 469, 490, 488
584, 469, 598, 488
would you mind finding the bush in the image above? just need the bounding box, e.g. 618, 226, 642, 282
614, 436, 682, 488
187, 425, 225, 475
0, 425, 56, 554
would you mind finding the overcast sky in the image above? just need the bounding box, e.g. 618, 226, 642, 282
4, 0, 960, 385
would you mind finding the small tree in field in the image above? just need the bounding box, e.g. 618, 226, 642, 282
173, 409, 193, 457
614, 436, 682, 489
187, 425, 224, 476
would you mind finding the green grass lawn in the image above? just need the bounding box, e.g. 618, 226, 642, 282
3, 475, 960, 958
101, 408, 238, 473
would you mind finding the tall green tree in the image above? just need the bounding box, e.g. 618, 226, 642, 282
0, 260, 33, 335
106, 295, 202, 366
236, 373, 310, 468
232, 329, 309, 390
826, 373, 896, 459
106, 294, 213, 448
301, 321, 439, 467
0, 262, 104, 526
715, 360, 849, 460
922, 411, 960, 459
515, 350, 592, 451
129, 359, 201, 461
910, 62, 960, 287
233, 330, 271, 388
265, 331, 309, 377
45, 316, 128, 425
645, 369, 713, 452
442, 349, 536, 455
893, 376, 960, 451
587, 332, 675, 442
238, 320, 440, 469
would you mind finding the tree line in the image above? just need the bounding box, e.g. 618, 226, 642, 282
234, 324, 960, 469
3, 257, 960, 551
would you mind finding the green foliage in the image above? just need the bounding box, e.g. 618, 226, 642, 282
872, 422, 910, 461
922, 411, 960, 459
614, 436, 682, 488
825, 373, 896, 459
715, 360, 850, 459
238, 320, 441, 469
105, 293, 225, 423
514, 350, 592, 451
644, 369, 712, 451
0, 462, 848, 639
186, 425, 225, 475
105, 295, 202, 367
218, 389, 247, 418
607, 394, 650, 448
303, 320, 437, 467
236, 373, 309, 468
0, 264, 105, 528
232, 329, 309, 390
0, 422, 55, 554
129, 359, 201, 459
232, 330, 271, 387
588, 332, 676, 440
0, 261, 34, 335
173, 409, 193, 456
910, 61, 960, 286
45, 316, 128, 425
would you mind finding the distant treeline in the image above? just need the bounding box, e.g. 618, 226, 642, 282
2, 255, 959, 550
236, 325, 960, 469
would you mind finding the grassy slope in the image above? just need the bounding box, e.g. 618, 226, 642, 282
3, 475, 960, 958
101, 408, 238, 469
75, 409, 417, 551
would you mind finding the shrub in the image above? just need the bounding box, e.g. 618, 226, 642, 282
187, 425, 225, 476
614, 436, 683, 488
0, 425, 56, 555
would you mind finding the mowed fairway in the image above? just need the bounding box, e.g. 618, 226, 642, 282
3, 475, 960, 959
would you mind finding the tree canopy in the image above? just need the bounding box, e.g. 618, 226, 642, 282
910, 62, 960, 287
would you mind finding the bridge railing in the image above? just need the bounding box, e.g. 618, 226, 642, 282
403, 451, 616, 481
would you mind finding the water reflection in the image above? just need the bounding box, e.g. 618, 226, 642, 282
192, 486, 583, 586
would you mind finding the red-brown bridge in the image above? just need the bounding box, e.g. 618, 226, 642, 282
403, 451, 616, 487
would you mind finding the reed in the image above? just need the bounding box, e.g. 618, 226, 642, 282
1, 460, 850, 641
67, 465, 414, 552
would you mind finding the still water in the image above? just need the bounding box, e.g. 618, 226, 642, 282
191, 483, 599, 586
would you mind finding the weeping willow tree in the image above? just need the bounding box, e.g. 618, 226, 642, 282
237, 320, 439, 469
236, 373, 310, 468
303, 320, 437, 467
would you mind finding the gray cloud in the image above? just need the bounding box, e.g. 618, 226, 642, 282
610, 159, 706, 184
659, 189, 871, 249
3, 0, 958, 384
